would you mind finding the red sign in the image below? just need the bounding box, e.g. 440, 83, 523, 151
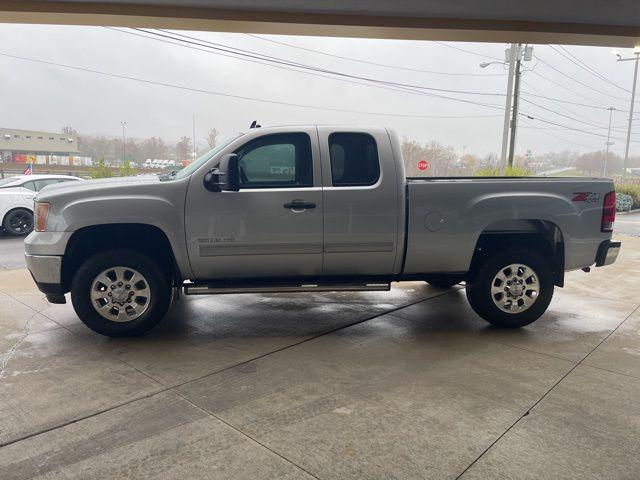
417, 160, 429, 171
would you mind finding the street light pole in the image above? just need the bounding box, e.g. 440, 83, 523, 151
616, 51, 639, 182
120, 121, 126, 164
603, 107, 615, 177
192, 114, 196, 162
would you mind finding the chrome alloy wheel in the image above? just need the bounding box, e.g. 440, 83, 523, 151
490, 263, 539, 313
90, 267, 151, 322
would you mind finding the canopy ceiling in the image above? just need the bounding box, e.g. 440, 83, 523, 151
0, 0, 638, 47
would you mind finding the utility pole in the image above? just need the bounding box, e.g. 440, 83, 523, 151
603, 107, 615, 177
480, 44, 532, 174
615, 50, 639, 182
120, 121, 126, 165
500, 44, 517, 174
507, 50, 523, 168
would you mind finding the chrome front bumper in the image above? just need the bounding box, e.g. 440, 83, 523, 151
595, 240, 621, 267
24, 253, 62, 284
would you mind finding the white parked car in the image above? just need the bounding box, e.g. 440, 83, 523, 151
0, 174, 82, 236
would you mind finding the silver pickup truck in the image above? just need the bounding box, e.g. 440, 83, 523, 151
24, 125, 620, 336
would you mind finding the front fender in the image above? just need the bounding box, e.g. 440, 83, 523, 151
48, 194, 192, 278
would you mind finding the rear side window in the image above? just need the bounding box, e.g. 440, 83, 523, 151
235, 133, 313, 188
22, 181, 36, 191
33, 179, 60, 191
329, 133, 380, 187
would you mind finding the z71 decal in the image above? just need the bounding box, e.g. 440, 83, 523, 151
572, 192, 601, 203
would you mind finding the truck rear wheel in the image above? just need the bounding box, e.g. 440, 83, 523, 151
71, 249, 171, 337
465, 249, 554, 328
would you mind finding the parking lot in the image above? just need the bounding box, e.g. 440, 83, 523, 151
0, 232, 639, 478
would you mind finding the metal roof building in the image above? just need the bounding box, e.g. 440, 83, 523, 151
0, 128, 79, 154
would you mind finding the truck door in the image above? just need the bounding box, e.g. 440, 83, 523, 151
184, 129, 324, 279
317, 127, 401, 276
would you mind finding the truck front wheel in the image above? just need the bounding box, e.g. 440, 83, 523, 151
71, 249, 171, 336
465, 249, 554, 328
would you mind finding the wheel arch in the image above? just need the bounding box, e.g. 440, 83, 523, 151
61, 223, 181, 292
469, 219, 565, 287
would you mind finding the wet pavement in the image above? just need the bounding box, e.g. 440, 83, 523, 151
0, 235, 638, 479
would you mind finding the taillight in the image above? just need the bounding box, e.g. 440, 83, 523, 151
601, 191, 616, 233
34, 202, 50, 232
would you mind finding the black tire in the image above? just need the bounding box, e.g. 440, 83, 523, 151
465, 249, 554, 328
3, 208, 33, 236
71, 249, 171, 337
425, 278, 460, 289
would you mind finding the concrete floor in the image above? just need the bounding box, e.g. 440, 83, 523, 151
0, 235, 26, 271
615, 210, 640, 236
0, 236, 639, 479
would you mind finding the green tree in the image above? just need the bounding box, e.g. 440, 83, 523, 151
88, 159, 113, 179
118, 160, 137, 177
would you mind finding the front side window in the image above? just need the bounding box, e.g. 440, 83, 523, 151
235, 133, 313, 189
329, 133, 380, 187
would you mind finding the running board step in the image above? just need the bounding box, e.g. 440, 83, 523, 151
183, 282, 391, 295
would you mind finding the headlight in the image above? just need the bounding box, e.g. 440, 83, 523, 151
34, 202, 50, 232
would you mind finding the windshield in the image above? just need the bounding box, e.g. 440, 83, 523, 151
0, 177, 21, 188
173, 134, 243, 180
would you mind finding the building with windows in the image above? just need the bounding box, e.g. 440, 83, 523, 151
0, 127, 91, 166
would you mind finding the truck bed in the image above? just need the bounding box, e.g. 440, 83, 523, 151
402, 176, 614, 274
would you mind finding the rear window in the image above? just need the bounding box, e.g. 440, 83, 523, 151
329, 133, 380, 187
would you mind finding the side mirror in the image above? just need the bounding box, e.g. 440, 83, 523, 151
203, 153, 240, 192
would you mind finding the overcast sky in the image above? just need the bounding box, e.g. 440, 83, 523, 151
0, 23, 638, 157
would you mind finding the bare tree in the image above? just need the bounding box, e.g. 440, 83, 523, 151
61, 125, 78, 137
175, 136, 193, 161
206, 128, 220, 149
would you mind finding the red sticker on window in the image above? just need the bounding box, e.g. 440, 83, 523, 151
417, 160, 429, 171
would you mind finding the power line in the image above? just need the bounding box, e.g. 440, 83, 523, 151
551, 45, 630, 93
0, 51, 505, 120
520, 81, 633, 141
519, 96, 630, 134
522, 80, 614, 124
520, 88, 628, 112
529, 70, 619, 109
520, 118, 601, 150
535, 52, 629, 103
520, 112, 640, 143
244, 33, 506, 77
247, 31, 630, 118
139, 28, 506, 98
432, 41, 503, 61
104, 27, 508, 112
109, 27, 635, 128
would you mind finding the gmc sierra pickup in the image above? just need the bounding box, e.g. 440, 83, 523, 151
24, 126, 620, 336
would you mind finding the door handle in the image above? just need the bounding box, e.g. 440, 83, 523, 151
283, 201, 316, 210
